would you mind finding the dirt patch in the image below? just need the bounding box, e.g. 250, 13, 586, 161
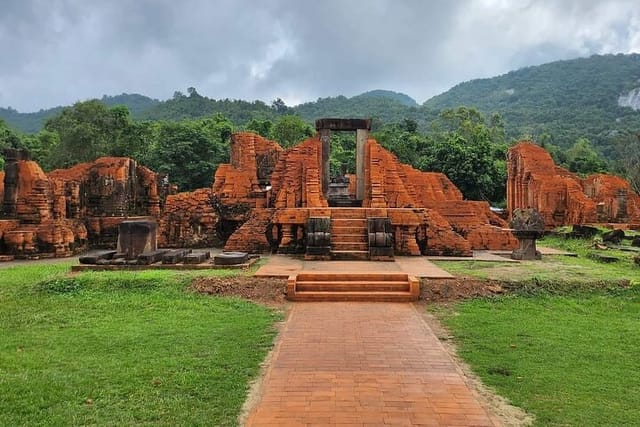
421, 277, 507, 302
190, 276, 287, 306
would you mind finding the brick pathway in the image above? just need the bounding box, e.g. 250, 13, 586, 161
245, 303, 496, 426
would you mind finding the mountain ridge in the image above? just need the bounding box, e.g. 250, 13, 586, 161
2, 53, 640, 161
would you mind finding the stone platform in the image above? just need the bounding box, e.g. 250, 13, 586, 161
70, 257, 258, 272
255, 254, 454, 279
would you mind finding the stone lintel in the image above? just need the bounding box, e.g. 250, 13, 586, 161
315, 118, 372, 131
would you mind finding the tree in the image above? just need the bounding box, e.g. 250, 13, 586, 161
424, 107, 508, 203
271, 98, 288, 114
565, 138, 607, 175
614, 132, 640, 193
246, 118, 273, 138
146, 114, 233, 191
269, 115, 313, 148
22, 130, 60, 170
0, 119, 25, 169
43, 100, 136, 168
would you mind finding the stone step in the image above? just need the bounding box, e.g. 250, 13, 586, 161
330, 233, 368, 243
286, 272, 419, 302
331, 242, 369, 251
331, 218, 367, 227
287, 291, 417, 302
330, 250, 370, 260
330, 210, 367, 220
296, 272, 410, 281
295, 281, 410, 292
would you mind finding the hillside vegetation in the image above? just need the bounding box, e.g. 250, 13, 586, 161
2, 54, 640, 199
3, 54, 640, 161
424, 53, 640, 158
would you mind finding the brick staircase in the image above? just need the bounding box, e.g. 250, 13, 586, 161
286, 272, 420, 302
330, 209, 369, 260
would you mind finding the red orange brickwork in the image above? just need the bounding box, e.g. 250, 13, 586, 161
507, 142, 640, 227
213, 132, 282, 208
224, 208, 275, 253
158, 188, 220, 248
0, 155, 89, 258
15, 134, 640, 260
269, 137, 328, 209
0, 154, 169, 258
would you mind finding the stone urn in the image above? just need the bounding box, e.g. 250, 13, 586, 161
510, 208, 545, 260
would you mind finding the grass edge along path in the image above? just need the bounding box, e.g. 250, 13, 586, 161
0, 263, 282, 426
432, 285, 640, 426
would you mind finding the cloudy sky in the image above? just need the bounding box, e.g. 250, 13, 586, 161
1, 0, 639, 112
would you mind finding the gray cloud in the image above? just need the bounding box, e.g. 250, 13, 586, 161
0, 0, 639, 111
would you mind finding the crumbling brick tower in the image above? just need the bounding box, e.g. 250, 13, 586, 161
507, 142, 640, 228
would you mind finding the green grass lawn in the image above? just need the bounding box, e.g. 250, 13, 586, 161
0, 263, 280, 426
432, 235, 640, 425
433, 289, 640, 426
434, 234, 640, 285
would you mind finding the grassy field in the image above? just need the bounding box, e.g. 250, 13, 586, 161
0, 263, 280, 426
432, 234, 640, 426
433, 288, 640, 426
434, 234, 640, 285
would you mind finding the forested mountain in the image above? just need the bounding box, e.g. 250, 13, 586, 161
0, 106, 65, 134
2, 54, 640, 163
138, 88, 423, 126
352, 90, 418, 106
137, 88, 278, 123
100, 93, 160, 116
294, 91, 427, 126
424, 53, 640, 157
0, 93, 159, 134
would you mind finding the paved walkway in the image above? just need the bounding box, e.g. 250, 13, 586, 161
245, 303, 496, 426
255, 256, 454, 279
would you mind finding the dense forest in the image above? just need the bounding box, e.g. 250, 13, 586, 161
1, 54, 640, 202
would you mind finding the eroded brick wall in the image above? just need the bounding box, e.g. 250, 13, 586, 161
158, 188, 220, 248
507, 142, 640, 227
269, 137, 328, 209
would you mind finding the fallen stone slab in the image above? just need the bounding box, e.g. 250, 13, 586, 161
79, 250, 117, 265
137, 249, 168, 265
571, 224, 599, 239
214, 252, 249, 265
603, 229, 625, 244
183, 251, 211, 264
162, 249, 192, 264
588, 253, 619, 263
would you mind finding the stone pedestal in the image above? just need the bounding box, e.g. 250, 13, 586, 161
116, 220, 157, 260
510, 208, 544, 260
511, 230, 543, 260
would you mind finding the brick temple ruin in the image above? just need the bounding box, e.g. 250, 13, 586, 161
2, 124, 639, 261
507, 142, 640, 228
0, 119, 511, 260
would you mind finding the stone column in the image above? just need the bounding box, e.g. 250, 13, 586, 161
355, 129, 368, 201
319, 128, 331, 197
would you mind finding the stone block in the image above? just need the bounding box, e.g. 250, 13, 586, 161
116, 220, 157, 260
213, 251, 249, 265
183, 251, 211, 264
137, 249, 168, 265
79, 250, 117, 264
162, 249, 192, 264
